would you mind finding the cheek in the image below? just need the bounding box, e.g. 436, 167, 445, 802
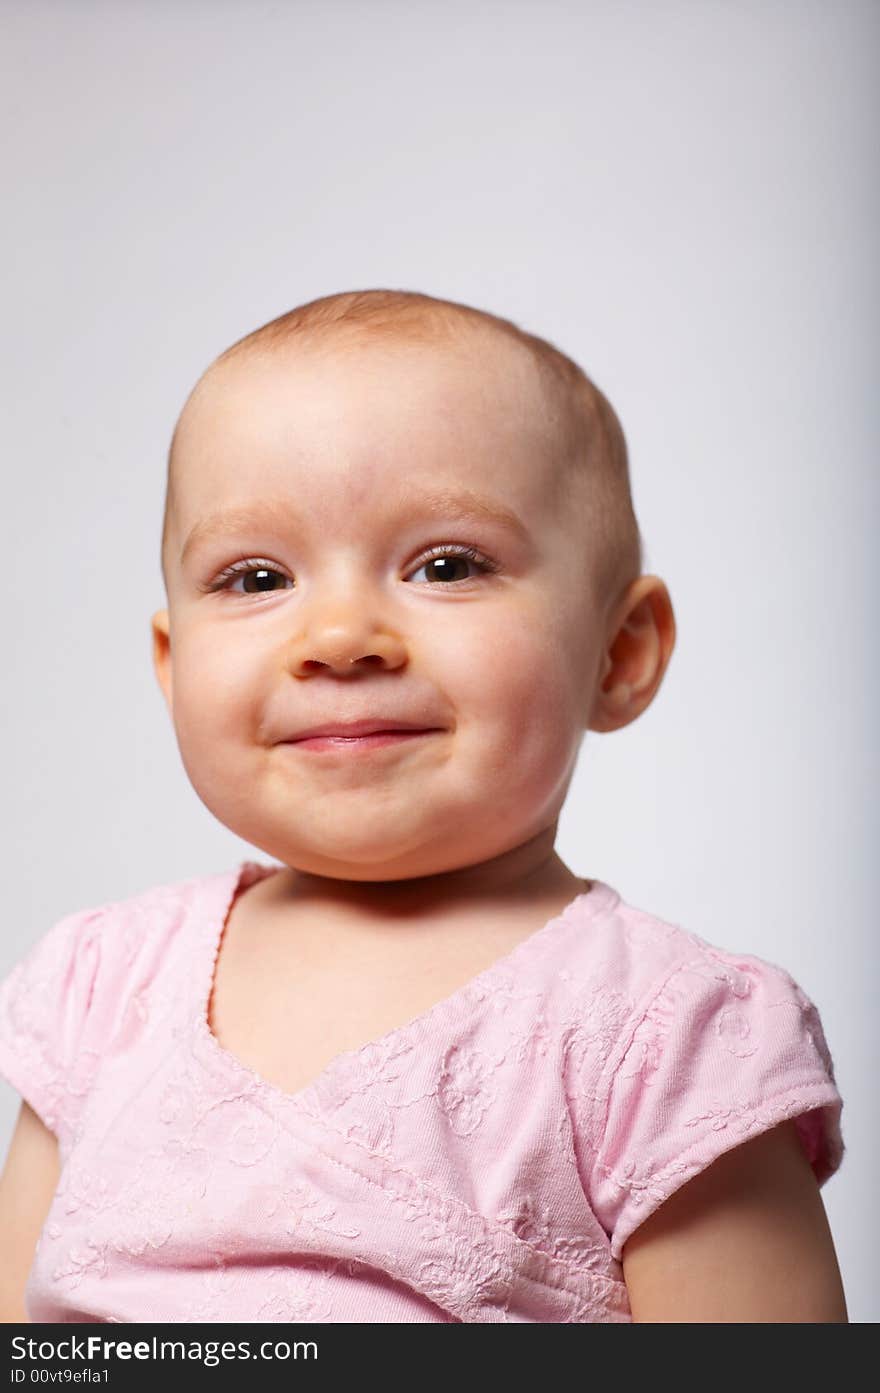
449, 612, 586, 782
459, 603, 584, 721
169, 633, 258, 741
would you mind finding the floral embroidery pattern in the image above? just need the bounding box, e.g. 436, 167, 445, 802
436, 1043, 501, 1136
264, 1178, 362, 1243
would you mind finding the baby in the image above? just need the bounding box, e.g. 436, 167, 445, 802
0, 289, 847, 1323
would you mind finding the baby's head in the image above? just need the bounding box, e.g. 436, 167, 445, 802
153, 289, 674, 891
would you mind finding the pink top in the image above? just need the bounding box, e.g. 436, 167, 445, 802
0, 860, 844, 1324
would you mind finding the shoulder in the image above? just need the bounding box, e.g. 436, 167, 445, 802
563, 882, 835, 1057
553, 881, 785, 1057
0, 864, 245, 1144
0, 863, 241, 1056
559, 885, 845, 1263
64, 861, 248, 953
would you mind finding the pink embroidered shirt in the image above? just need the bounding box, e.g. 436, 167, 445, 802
0, 860, 844, 1323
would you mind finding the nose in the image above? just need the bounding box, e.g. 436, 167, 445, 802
284, 598, 408, 678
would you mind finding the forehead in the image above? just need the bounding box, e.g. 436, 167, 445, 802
171, 334, 567, 525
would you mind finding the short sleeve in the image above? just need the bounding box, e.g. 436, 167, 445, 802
587, 947, 845, 1262
0, 906, 107, 1148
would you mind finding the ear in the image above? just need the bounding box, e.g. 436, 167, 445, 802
151, 609, 173, 717
589, 575, 676, 734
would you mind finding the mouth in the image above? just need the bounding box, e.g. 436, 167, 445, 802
283, 729, 443, 754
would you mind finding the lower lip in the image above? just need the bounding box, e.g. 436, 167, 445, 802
287, 730, 438, 752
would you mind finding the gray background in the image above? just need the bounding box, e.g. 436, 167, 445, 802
1, 0, 876, 1320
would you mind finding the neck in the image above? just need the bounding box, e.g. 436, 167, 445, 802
257, 824, 584, 922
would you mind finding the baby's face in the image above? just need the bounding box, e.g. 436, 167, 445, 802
154, 335, 609, 882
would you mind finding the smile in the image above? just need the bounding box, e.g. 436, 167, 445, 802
283, 731, 441, 754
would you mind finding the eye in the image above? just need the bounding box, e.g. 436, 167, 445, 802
203, 560, 292, 596
406, 544, 500, 585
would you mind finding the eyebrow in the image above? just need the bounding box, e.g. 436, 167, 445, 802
179, 488, 532, 566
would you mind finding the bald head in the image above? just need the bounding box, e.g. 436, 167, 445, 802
160, 288, 643, 604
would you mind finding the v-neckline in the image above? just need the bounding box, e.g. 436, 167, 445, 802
191, 858, 618, 1114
